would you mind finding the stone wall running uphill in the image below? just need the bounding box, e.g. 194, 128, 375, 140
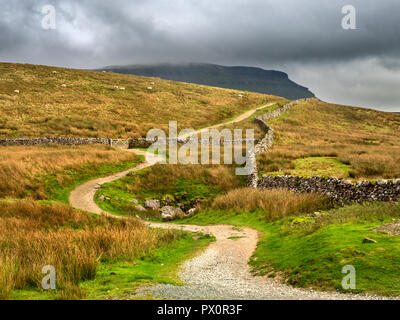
247, 98, 400, 203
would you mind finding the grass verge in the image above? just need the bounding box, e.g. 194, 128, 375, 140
42, 155, 144, 203
181, 189, 400, 297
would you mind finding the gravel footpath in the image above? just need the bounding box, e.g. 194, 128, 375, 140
135, 223, 392, 300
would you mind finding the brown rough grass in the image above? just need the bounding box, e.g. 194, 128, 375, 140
127, 163, 240, 195
0, 200, 178, 300
212, 188, 333, 221
0, 144, 138, 199
0, 63, 278, 138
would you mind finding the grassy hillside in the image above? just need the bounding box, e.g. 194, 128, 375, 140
100, 63, 315, 100
0, 63, 281, 139
258, 99, 400, 179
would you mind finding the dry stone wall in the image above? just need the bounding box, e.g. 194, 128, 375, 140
258, 175, 400, 204
247, 99, 316, 187
248, 98, 400, 203
0, 137, 111, 147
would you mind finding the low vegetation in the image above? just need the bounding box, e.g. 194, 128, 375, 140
0, 144, 142, 201
2, 62, 400, 300
257, 100, 400, 179
211, 188, 333, 221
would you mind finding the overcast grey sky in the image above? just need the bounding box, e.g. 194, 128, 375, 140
1, 0, 399, 111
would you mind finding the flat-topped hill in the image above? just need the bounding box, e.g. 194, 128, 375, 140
99, 63, 315, 100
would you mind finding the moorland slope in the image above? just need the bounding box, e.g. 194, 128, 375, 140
0, 63, 282, 139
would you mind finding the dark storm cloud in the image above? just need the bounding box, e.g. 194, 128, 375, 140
0, 0, 399, 110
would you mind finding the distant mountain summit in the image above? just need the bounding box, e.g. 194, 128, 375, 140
98, 63, 315, 100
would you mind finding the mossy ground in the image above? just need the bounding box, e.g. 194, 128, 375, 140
266, 156, 350, 178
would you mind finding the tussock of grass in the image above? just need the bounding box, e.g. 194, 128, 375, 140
0, 200, 180, 300
211, 188, 333, 221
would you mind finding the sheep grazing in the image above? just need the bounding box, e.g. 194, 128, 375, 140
150, 82, 155, 85
147, 87, 153, 90
52, 71, 58, 74
119, 87, 125, 91
61, 84, 67, 88
14, 90, 20, 94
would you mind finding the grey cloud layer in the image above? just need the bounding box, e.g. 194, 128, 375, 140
0, 0, 399, 110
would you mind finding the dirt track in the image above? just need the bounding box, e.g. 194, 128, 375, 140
69, 103, 389, 300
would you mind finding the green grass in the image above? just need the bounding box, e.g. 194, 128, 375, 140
82, 231, 214, 300
181, 201, 400, 296
94, 164, 241, 219
95, 175, 222, 219
40, 155, 144, 203
11, 231, 214, 300
266, 157, 351, 178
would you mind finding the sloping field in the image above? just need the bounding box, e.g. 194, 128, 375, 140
0, 63, 282, 139
257, 99, 400, 179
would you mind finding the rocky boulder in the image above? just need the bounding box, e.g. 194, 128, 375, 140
145, 199, 160, 210
135, 205, 146, 212
186, 208, 197, 216
162, 196, 175, 206
160, 206, 185, 221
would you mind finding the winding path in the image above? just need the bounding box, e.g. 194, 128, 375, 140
69, 103, 387, 300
